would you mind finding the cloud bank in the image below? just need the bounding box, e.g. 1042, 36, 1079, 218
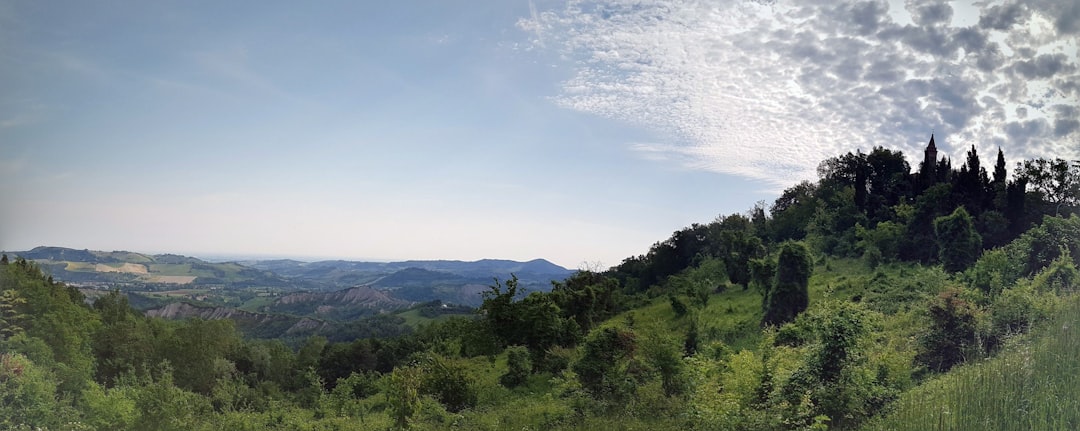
521, 0, 1080, 188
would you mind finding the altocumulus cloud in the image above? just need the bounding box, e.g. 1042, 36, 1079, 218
521, 0, 1080, 188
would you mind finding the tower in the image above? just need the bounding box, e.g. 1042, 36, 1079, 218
924, 133, 938, 169
919, 133, 939, 190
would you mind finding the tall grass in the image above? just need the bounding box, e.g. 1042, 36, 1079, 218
864, 296, 1080, 431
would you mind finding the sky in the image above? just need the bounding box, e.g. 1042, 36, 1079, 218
1, 0, 1077, 269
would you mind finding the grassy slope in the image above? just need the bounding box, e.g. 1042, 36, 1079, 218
863, 296, 1080, 431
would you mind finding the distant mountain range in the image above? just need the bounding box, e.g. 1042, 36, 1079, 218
5, 246, 576, 309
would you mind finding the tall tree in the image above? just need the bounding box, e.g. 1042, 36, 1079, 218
993, 148, 1007, 184
864, 146, 912, 220
770, 181, 820, 242
934, 207, 983, 272
1015, 158, 1080, 212
705, 213, 764, 288
762, 242, 812, 327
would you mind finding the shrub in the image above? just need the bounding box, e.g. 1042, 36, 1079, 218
917, 288, 984, 372
418, 354, 476, 413
500, 346, 531, 388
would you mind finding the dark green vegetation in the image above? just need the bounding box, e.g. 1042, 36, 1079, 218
2, 144, 1079, 430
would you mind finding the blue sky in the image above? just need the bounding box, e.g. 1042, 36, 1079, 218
2, 0, 1077, 268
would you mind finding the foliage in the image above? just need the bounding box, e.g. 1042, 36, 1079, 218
0, 353, 71, 430
386, 365, 422, 429
418, 353, 477, 412
855, 221, 904, 265
573, 327, 637, 403
917, 288, 984, 373
763, 242, 812, 327
933, 207, 984, 272
1014, 158, 1080, 209
4, 147, 1080, 430
865, 298, 1080, 431
640, 330, 687, 397
781, 301, 894, 429
1029, 248, 1080, 293
500, 346, 531, 388
0, 288, 27, 339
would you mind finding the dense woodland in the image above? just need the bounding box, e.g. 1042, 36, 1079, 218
2, 141, 1080, 430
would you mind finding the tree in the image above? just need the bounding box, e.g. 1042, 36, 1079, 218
163, 318, 241, 395
641, 331, 686, 397
864, 146, 912, 220
550, 271, 617, 333
386, 366, 422, 429
0, 353, 68, 429
1015, 158, 1080, 212
770, 181, 820, 242
762, 242, 812, 327
500, 346, 532, 388
684, 319, 699, 357
573, 327, 637, 401
479, 275, 523, 347
993, 148, 1007, 184
934, 207, 983, 272
953, 145, 991, 214
91, 292, 156, 386
705, 214, 764, 288
0, 289, 26, 340
748, 257, 776, 295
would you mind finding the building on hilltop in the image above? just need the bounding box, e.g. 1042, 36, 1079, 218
918, 133, 949, 191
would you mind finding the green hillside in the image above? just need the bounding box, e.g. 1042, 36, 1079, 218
1, 147, 1078, 430
11, 246, 292, 288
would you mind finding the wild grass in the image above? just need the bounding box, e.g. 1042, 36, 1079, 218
395, 307, 458, 328
149, 263, 194, 276
863, 295, 1080, 431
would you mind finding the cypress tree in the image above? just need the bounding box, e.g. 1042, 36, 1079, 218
993, 148, 1007, 184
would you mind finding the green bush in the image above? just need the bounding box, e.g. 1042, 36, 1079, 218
418, 354, 477, 413
917, 288, 984, 372
500, 346, 531, 388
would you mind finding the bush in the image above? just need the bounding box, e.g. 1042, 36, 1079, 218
573, 327, 637, 402
500, 346, 531, 388
669, 294, 688, 317
934, 207, 983, 272
989, 283, 1055, 340
418, 354, 477, 413
917, 288, 984, 372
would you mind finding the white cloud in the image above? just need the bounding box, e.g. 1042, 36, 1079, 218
522, 0, 1080, 188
